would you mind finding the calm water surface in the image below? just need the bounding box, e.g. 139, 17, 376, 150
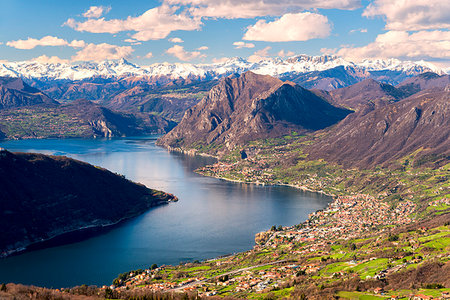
0, 137, 332, 288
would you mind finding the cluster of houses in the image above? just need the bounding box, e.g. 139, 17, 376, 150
261, 194, 416, 250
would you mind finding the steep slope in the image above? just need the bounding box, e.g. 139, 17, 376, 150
0, 77, 58, 109
282, 66, 363, 90
308, 88, 450, 168
397, 72, 450, 97
0, 149, 177, 256
105, 80, 216, 122
158, 72, 351, 154
0, 99, 176, 140
318, 79, 406, 113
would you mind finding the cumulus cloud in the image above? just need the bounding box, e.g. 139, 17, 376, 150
145, 52, 153, 58
6, 36, 86, 50
243, 13, 331, 42
166, 45, 206, 61
278, 50, 295, 57
332, 30, 450, 62
197, 46, 208, 50
65, 5, 202, 41
248, 46, 272, 63
32, 55, 70, 64
169, 37, 184, 43
233, 41, 255, 49
165, 0, 360, 19
83, 6, 111, 19
6, 36, 83, 50
68, 40, 86, 48
363, 0, 450, 31
71, 43, 134, 62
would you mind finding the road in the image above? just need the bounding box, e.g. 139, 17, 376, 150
171, 259, 290, 292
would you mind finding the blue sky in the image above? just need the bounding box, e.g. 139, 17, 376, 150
0, 0, 448, 67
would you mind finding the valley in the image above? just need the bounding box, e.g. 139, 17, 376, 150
0, 59, 448, 299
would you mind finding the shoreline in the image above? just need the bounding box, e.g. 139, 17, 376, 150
1, 199, 173, 259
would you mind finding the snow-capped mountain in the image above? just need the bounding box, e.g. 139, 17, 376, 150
0, 55, 445, 82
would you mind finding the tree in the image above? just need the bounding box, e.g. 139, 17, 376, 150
150, 264, 158, 270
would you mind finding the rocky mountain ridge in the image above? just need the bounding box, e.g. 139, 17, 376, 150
0, 77, 57, 109
158, 71, 351, 154
308, 87, 450, 168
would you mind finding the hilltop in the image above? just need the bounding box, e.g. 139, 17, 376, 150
0, 77, 57, 109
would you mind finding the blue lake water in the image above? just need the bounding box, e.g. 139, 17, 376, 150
0, 137, 332, 288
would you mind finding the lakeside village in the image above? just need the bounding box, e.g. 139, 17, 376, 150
94, 191, 450, 299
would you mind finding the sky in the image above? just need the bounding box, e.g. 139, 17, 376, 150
0, 0, 449, 67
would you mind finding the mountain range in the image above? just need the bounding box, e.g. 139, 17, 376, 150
308, 86, 450, 168
0, 56, 446, 104
1, 56, 444, 82
0, 77, 175, 140
158, 70, 449, 169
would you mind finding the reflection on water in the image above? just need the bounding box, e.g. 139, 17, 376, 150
0, 137, 332, 288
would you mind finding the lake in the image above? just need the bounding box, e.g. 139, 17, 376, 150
0, 137, 332, 288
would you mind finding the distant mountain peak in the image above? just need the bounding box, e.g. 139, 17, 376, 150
0, 55, 444, 83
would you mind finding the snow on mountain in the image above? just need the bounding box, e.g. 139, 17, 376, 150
0, 55, 445, 82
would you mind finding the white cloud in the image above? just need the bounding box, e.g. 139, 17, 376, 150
197, 46, 208, 50
169, 37, 184, 43
83, 6, 111, 19
278, 50, 295, 57
68, 40, 86, 48
349, 28, 367, 33
334, 30, 450, 62
165, 0, 360, 19
233, 41, 255, 49
7, 36, 68, 50
124, 39, 142, 45
248, 46, 272, 63
212, 57, 229, 63
65, 5, 202, 41
6, 36, 86, 50
32, 55, 70, 64
363, 0, 450, 31
166, 45, 206, 61
243, 13, 331, 42
71, 43, 134, 62
145, 52, 153, 58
